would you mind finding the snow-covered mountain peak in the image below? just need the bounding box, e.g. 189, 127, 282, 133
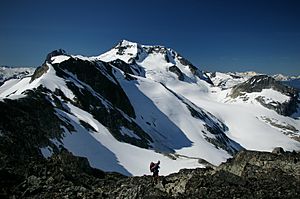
1, 41, 299, 176
119, 39, 138, 46
97, 40, 145, 64
116, 39, 143, 54
96, 40, 213, 85
99, 40, 181, 64
116, 39, 172, 56
117, 39, 144, 50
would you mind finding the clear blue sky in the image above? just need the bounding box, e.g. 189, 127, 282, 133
0, 0, 299, 75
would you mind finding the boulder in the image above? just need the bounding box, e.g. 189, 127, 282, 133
272, 147, 285, 155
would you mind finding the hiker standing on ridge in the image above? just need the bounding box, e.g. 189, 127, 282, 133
150, 160, 160, 184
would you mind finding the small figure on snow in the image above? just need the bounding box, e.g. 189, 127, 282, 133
150, 160, 160, 184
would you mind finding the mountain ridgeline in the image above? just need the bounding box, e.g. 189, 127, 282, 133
0, 40, 300, 197
1, 146, 300, 198
230, 75, 299, 116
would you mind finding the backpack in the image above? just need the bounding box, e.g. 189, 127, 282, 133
150, 162, 155, 172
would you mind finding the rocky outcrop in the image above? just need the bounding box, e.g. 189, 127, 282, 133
0, 150, 106, 198
109, 59, 135, 75
255, 95, 298, 116
272, 147, 285, 154
45, 49, 66, 63
169, 65, 184, 81
1, 148, 299, 198
218, 149, 300, 179
30, 64, 49, 83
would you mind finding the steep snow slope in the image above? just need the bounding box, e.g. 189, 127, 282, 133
0, 64, 74, 100
0, 52, 238, 176
0, 40, 299, 176
96, 40, 300, 149
177, 90, 300, 151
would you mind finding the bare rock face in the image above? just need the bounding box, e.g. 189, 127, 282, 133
272, 147, 285, 155
45, 49, 66, 63
30, 64, 49, 83
109, 59, 135, 75
169, 65, 184, 81
30, 49, 67, 83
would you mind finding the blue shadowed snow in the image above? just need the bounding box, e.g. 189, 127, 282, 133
56, 109, 132, 176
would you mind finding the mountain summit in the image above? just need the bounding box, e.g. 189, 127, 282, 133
0, 41, 299, 176
96, 39, 212, 83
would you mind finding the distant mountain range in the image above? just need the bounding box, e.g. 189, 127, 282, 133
0, 66, 35, 85
204, 71, 300, 90
2, 65, 299, 90
0, 40, 299, 177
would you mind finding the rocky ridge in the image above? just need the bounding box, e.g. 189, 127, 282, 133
1, 148, 299, 198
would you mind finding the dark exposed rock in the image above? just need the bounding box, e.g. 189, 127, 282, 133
176, 54, 213, 85
116, 46, 127, 55
54, 57, 136, 118
176, 54, 193, 67
169, 65, 184, 81
165, 53, 171, 63
109, 59, 135, 75
1, 148, 299, 198
144, 46, 169, 55
30, 64, 49, 83
218, 150, 300, 179
29, 57, 152, 149
255, 95, 298, 116
200, 72, 214, 85
114, 40, 143, 58
272, 147, 285, 155
2, 56, 153, 154
45, 49, 66, 63
0, 86, 65, 162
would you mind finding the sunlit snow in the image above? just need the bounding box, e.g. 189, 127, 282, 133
1, 41, 300, 176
